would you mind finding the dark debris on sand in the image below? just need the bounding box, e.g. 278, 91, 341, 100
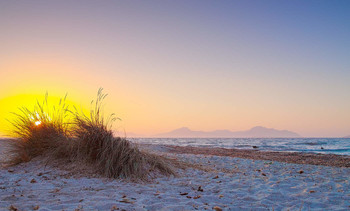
167, 145, 350, 168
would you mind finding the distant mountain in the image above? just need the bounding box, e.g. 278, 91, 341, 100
344, 135, 350, 138
233, 126, 301, 138
154, 126, 301, 138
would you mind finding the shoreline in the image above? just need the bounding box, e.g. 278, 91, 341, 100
2, 138, 350, 168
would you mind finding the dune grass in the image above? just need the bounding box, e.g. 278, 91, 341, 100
7, 93, 71, 165
6, 89, 174, 180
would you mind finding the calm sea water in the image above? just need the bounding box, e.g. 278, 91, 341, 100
131, 138, 350, 156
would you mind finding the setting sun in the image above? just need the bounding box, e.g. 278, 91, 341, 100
34, 121, 41, 126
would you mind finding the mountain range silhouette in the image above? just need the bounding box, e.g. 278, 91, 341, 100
153, 126, 301, 138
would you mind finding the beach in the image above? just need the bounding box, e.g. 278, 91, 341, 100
1, 139, 349, 210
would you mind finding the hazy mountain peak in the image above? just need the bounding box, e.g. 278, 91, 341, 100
173, 127, 191, 132
250, 126, 270, 131
154, 126, 301, 138
251, 126, 264, 129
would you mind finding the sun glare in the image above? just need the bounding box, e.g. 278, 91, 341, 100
29, 112, 51, 126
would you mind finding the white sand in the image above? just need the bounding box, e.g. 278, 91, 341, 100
0, 139, 349, 210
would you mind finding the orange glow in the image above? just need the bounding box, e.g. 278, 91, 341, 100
0, 59, 348, 138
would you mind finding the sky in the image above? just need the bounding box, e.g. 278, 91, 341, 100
0, 0, 349, 137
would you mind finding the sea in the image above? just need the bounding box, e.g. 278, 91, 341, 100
130, 138, 350, 156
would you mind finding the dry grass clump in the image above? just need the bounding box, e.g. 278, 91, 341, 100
6, 89, 175, 180
7, 94, 71, 165
70, 90, 174, 179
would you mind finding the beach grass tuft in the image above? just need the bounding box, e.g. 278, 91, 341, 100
6, 89, 174, 180
7, 93, 71, 165
70, 89, 174, 179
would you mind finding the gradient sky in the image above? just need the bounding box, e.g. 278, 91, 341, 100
0, 0, 349, 137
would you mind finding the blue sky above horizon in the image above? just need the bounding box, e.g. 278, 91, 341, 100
0, 0, 349, 137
